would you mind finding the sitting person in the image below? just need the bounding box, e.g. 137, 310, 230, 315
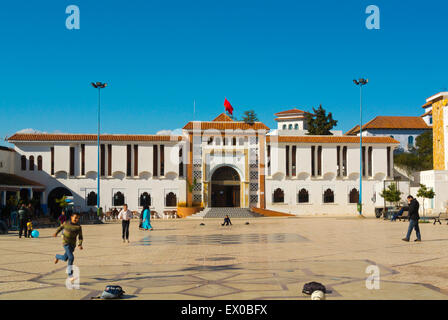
222, 215, 232, 226
112, 208, 119, 219
391, 206, 408, 221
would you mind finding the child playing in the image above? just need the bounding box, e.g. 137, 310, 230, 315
222, 215, 232, 226
53, 212, 83, 283
26, 218, 33, 238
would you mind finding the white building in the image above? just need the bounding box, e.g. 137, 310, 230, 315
418, 92, 448, 213
6, 111, 400, 218
345, 116, 431, 152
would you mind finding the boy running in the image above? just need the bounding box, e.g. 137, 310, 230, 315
53, 212, 83, 282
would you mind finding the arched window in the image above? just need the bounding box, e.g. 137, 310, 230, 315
408, 136, 414, 146
323, 188, 334, 203
349, 188, 359, 204
165, 192, 177, 207
21, 156, 26, 170
298, 188, 309, 203
282, 124, 287, 130
86, 191, 97, 206
288, 124, 293, 130
37, 156, 43, 171
273, 188, 284, 203
29, 156, 35, 171
294, 123, 299, 130
113, 191, 125, 206
140, 192, 151, 207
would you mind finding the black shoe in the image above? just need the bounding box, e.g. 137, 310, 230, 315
415, 239, 421, 242
402, 238, 409, 242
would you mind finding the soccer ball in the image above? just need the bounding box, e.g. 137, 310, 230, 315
311, 290, 325, 300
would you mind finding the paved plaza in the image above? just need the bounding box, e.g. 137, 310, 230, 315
1, 216, 448, 300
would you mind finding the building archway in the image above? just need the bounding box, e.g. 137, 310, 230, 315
47, 187, 72, 219
210, 166, 241, 207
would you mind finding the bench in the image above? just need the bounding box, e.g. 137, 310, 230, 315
397, 211, 409, 222
163, 210, 178, 219
433, 212, 448, 225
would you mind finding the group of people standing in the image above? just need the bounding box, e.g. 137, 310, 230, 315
18, 203, 34, 238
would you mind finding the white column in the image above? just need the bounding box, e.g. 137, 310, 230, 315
390, 148, 394, 178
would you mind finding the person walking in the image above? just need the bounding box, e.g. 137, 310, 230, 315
18, 204, 29, 238
118, 204, 133, 243
53, 212, 83, 283
402, 195, 421, 242
141, 205, 153, 231
27, 203, 34, 219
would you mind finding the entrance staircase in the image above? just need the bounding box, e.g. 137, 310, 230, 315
188, 207, 263, 219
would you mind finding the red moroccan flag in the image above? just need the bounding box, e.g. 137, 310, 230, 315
224, 97, 233, 115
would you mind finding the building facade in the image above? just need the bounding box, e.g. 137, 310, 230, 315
7, 112, 399, 217
418, 92, 448, 213
345, 116, 431, 152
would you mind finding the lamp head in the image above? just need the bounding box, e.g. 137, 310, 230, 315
91, 82, 107, 88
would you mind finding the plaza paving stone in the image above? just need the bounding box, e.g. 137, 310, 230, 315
0, 217, 448, 300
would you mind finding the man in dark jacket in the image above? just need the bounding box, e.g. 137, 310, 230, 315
18, 204, 29, 238
402, 195, 421, 242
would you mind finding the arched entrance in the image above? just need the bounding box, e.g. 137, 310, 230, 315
47, 187, 73, 219
210, 166, 241, 207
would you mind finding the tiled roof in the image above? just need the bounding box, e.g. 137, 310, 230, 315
212, 113, 234, 122
422, 101, 433, 109
267, 135, 399, 144
0, 146, 14, 152
8, 133, 184, 142
344, 116, 430, 135
274, 108, 308, 116
421, 110, 433, 117
0, 173, 44, 187
344, 125, 360, 136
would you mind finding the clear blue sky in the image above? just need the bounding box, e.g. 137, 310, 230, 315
1, 0, 447, 146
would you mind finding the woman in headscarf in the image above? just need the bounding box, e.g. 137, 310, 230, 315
141, 205, 153, 231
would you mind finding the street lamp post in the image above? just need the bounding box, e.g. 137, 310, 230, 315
91, 82, 107, 216
353, 78, 368, 216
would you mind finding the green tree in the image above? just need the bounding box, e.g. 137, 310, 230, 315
416, 184, 435, 217
241, 110, 259, 124
305, 105, 338, 135
380, 183, 402, 207
394, 131, 433, 174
